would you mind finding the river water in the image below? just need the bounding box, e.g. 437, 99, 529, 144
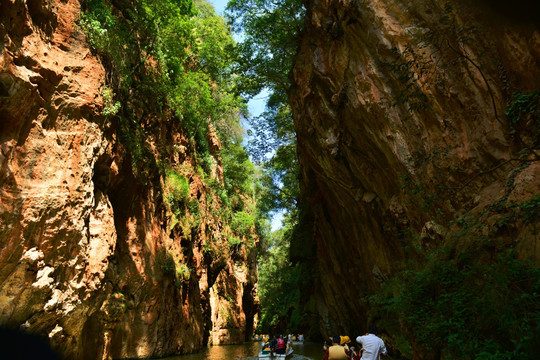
154, 341, 324, 360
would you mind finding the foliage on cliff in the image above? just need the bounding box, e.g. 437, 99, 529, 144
371, 243, 540, 359
80, 0, 243, 145
370, 168, 540, 359
80, 0, 263, 258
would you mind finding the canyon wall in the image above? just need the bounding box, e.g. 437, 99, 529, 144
0, 0, 258, 359
291, 0, 539, 342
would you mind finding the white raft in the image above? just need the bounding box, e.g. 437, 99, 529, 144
258, 346, 293, 359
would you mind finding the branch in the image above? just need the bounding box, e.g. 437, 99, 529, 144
445, 39, 501, 125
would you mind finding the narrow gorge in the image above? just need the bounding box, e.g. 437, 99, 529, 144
0, 0, 539, 359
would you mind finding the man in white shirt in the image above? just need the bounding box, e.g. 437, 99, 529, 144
355, 325, 387, 360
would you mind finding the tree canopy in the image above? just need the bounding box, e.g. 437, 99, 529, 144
225, 0, 310, 335
225, 0, 304, 215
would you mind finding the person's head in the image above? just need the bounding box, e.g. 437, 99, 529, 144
332, 336, 341, 345
368, 324, 377, 334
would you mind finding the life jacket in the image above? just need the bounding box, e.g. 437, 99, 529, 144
277, 338, 285, 349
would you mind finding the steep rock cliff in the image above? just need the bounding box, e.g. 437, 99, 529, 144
0, 0, 258, 359
291, 0, 539, 341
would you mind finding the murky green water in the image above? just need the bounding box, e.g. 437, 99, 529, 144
155, 341, 324, 360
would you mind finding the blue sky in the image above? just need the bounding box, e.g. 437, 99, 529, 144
208, 0, 285, 231
208, 0, 227, 14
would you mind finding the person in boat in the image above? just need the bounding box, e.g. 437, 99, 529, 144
261, 340, 273, 355
262, 335, 273, 350
323, 335, 350, 360
299, 333, 304, 342
355, 325, 387, 360
348, 343, 361, 360
340, 336, 352, 351
275, 334, 287, 354
269, 335, 278, 352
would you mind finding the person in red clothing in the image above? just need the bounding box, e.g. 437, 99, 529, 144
275, 334, 287, 354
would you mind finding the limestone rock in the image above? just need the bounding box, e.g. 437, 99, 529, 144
0, 1, 258, 359
291, 0, 540, 339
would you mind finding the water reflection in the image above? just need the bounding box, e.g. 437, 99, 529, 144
154, 341, 324, 360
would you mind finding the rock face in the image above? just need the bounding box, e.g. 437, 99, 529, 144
291, 0, 539, 338
0, 0, 258, 359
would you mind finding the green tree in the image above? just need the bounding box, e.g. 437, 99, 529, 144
226, 0, 308, 335
225, 0, 304, 206
257, 224, 299, 332
226, 0, 304, 97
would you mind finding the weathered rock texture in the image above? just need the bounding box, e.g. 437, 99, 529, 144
0, 0, 258, 359
291, 0, 539, 341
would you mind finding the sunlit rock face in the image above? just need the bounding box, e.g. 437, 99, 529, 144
0, 0, 258, 359
291, 0, 539, 337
